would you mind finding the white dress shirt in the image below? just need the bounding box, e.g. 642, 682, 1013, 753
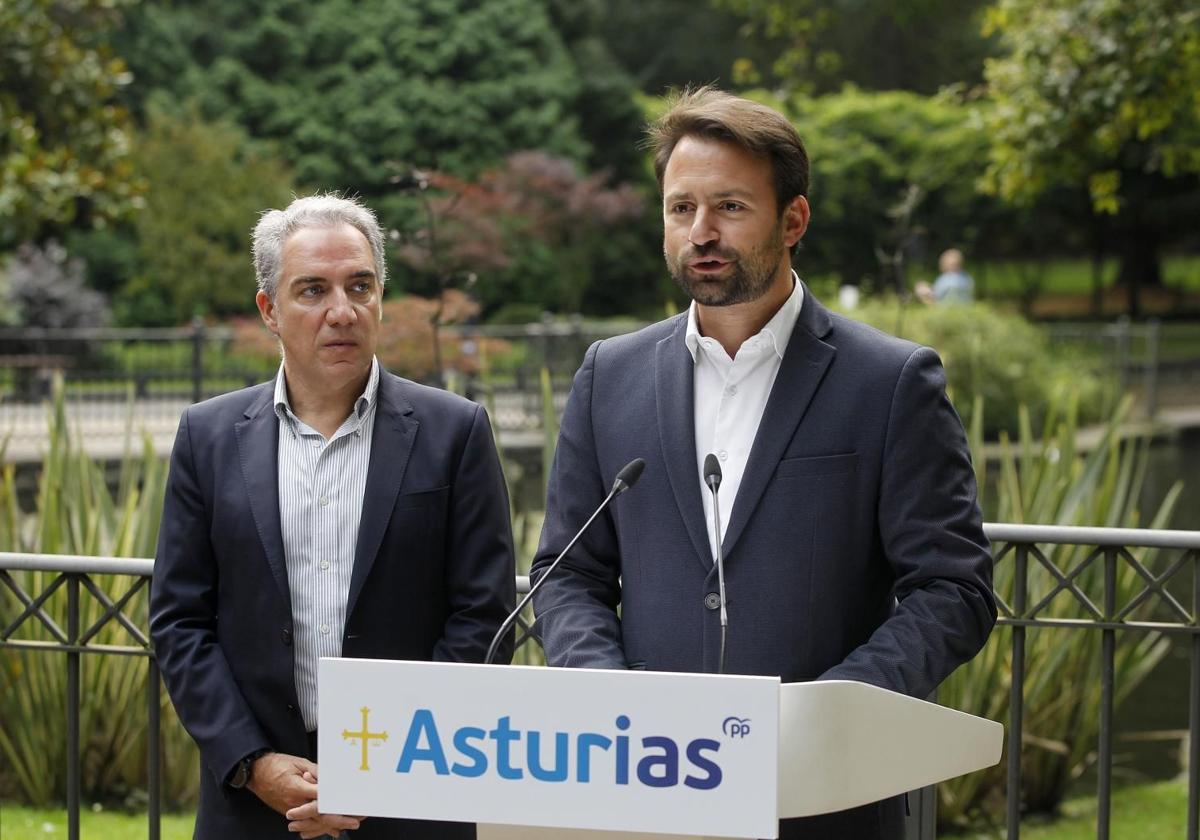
685, 273, 805, 561
274, 358, 379, 731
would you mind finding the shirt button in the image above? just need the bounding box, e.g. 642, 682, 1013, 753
310, 439, 320, 449
726, 385, 738, 396
718, 450, 728, 461
704, 593, 721, 610
319, 560, 330, 571
320, 623, 330, 635
319, 496, 329, 507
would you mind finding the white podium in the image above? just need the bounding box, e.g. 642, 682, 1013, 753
318, 659, 1001, 840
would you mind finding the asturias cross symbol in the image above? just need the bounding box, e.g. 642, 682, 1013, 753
342, 706, 389, 771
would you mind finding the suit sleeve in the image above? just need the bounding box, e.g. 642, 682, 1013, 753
530, 341, 628, 669
149, 410, 271, 787
820, 346, 997, 697
434, 404, 518, 663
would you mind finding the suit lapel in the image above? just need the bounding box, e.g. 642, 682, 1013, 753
234, 385, 289, 602
346, 373, 417, 619
655, 316, 714, 571
721, 289, 836, 560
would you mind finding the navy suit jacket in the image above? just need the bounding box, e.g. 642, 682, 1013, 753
531, 288, 995, 839
150, 370, 515, 839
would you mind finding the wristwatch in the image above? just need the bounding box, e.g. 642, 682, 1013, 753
228, 749, 268, 789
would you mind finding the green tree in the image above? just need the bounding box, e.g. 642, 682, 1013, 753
116, 106, 294, 325
118, 0, 588, 231
764, 88, 993, 292
714, 0, 994, 94
982, 0, 1200, 313
0, 0, 142, 250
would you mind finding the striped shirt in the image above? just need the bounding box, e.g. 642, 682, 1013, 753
274, 359, 380, 731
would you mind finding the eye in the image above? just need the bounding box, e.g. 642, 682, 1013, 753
299, 285, 323, 298
351, 281, 372, 294
669, 202, 694, 215
720, 201, 744, 212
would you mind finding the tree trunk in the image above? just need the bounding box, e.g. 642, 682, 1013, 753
1115, 225, 1161, 319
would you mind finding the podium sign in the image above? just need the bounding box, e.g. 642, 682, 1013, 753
318, 659, 780, 838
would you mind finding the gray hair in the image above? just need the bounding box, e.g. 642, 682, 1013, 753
251, 193, 388, 299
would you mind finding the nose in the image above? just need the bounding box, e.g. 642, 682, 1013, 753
689, 207, 719, 248
325, 287, 358, 326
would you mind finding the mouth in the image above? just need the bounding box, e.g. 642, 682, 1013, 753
323, 339, 360, 350
688, 258, 731, 274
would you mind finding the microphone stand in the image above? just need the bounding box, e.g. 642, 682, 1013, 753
484, 458, 645, 666
703, 454, 728, 675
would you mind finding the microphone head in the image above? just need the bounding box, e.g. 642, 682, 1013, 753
703, 453, 722, 489
612, 458, 646, 495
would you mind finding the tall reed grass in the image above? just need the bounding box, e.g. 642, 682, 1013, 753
0, 383, 200, 808
937, 395, 1183, 829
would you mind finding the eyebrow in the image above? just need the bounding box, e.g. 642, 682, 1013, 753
288, 269, 377, 286
664, 189, 756, 204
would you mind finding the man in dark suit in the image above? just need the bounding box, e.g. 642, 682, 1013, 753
531, 87, 996, 839
150, 194, 515, 839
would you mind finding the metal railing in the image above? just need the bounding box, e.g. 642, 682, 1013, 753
3, 526, 1200, 839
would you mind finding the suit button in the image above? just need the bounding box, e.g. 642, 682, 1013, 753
287, 704, 299, 716
281, 628, 292, 646
704, 593, 721, 610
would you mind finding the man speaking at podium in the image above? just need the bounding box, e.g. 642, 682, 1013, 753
151, 195, 515, 839
531, 88, 996, 839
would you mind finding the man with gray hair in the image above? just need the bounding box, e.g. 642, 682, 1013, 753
151, 194, 516, 839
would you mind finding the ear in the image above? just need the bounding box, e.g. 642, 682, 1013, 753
781, 196, 810, 248
256, 290, 279, 335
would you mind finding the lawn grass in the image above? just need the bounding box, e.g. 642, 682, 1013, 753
952, 779, 1188, 839
975, 254, 1200, 299
0, 804, 194, 839
3, 779, 1189, 839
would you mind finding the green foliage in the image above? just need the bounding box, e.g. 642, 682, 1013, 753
0, 383, 199, 809
113, 106, 294, 326
983, 0, 1200, 214
752, 87, 999, 292
119, 0, 588, 210
714, 0, 994, 94
841, 300, 1111, 440
938, 397, 1182, 828
0, 0, 142, 250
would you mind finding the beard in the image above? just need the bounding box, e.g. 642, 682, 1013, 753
665, 222, 786, 307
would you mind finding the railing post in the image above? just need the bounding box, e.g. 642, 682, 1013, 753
67, 575, 81, 840
1144, 318, 1160, 418
148, 656, 162, 840
1097, 549, 1117, 840
1115, 315, 1131, 396
1190, 548, 1200, 840
1008, 545, 1028, 840
191, 317, 205, 404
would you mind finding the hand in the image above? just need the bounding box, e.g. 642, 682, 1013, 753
286, 798, 364, 839
244, 752, 319, 816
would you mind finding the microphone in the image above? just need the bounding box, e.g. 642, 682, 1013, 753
702, 453, 729, 675
484, 458, 646, 666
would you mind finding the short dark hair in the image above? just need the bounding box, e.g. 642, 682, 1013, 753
645, 85, 810, 214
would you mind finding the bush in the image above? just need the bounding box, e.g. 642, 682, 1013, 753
841, 298, 1111, 439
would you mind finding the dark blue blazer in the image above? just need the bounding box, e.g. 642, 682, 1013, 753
531, 288, 996, 839
150, 371, 515, 839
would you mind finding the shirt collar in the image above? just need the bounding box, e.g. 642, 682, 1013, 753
684, 270, 806, 362
273, 357, 380, 429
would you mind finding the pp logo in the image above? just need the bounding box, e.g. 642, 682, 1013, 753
722, 716, 751, 738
